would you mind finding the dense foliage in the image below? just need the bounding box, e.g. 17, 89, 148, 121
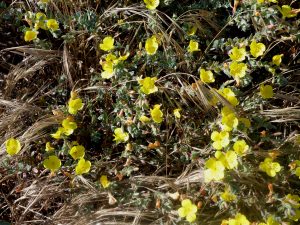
0, 0, 299, 224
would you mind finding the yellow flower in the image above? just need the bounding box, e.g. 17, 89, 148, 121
285, 194, 300, 208
68, 98, 84, 115
295, 167, 300, 179
288, 209, 300, 222
75, 158, 91, 175
279, 5, 298, 19
259, 157, 281, 177
113, 128, 129, 143
100, 175, 110, 188
51, 127, 65, 139
145, 35, 159, 55
230, 61, 247, 78
260, 84, 274, 99
221, 106, 234, 117
250, 40, 266, 58
200, 69, 215, 83
233, 139, 249, 156
118, 52, 130, 61
144, 0, 159, 10
219, 150, 238, 169
24, 30, 38, 42
46, 19, 59, 31
62, 117, 77, 135
272, 54, 283, 66
211, 131, 230, 150
221, 113, 238, 131
43, 155, 61, 172
99, 36, 115, 51
226, 213, 250, 225
69, 145, 85, 160
150, 104, 163, 123
219, 87, 239, 106
34, 12, 47, 30
5, 138, 21, 156
187, 25, 197, 36
105, 53, 118, 63
204, 158, 225, 182
188, 40, 199, 53
138, 77, 158, 95
101, 61, 115, 79
238, 117, 251, 129
257, 0, 278, 3
258, 215, 280, 225
36, 12, 46, 20
220, 187, 237, 202
45, 142, 54, 152
229, 47, 246, 62
173, 108, 181, 119
285, 194, 300, 221
177, 199, 198, 223
139, 115, 151, 123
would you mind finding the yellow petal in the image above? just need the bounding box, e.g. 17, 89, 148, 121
5, 138, 21, 156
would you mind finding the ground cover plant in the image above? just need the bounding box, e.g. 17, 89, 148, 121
0, 0, 300, 224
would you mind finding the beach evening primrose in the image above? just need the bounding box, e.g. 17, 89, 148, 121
69, 145, 85, 160
113, 128, 129, 143
220, 187, 237, 202
43, 155, 61, 172
279, 5, 298, 19
138, 77, 158, 95
100, 175, 110, 188
101, 61, 115, 79
35, 12, 47, 30
188, 40, 199, 53
24, 30, 38, 42
250, 40, 266, 58
145, 35, 159, 55
258, 215, 280, 225
260, 84, 274, 99
99, 36, 115, 51
45, 142, 55, 152
173, 108, 181, 119
222, 213, 250, 225
219, 87, 239, 106
75, 158, 91, 175
272, 54, 283, 66
221, 106, 234, 117
46, 19, 59, 31
144, 0, 159, 10
216, 150, 238, 170
259, 157, 281, 177
204, 158, 225, 182
51, 127, 65, 139
5, 138, 21, 156
284, 194, 300, 221
200, 69, 215, 83
238, 117, 251, 129
229, 47, 246, 62
68, 97, 84, 115
211, 131, 230, 150
233, 139, 249, 156
187, 24, 197, 36
221, 113, 239, 131
139, 115, 151, 123
230, 61, 247, 78
150, 104, 163, 123
62, 117, 78, 135
177, 199, 198, 222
